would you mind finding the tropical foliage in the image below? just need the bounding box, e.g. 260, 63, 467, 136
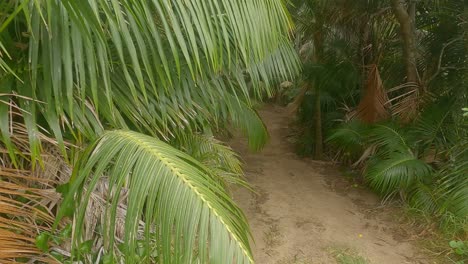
288, 0, 467, 243
0, 0, 299, 263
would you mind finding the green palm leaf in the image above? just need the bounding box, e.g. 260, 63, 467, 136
365, 153, 432, 195
326, 121, 369, 156
408, 182, 440, 214
57, 130, 253, 263
174, 133, 242, 174
367, 124, 413, 156
0, 0, 299, 163
412, 100, 458, 152
435, 141, 468, 218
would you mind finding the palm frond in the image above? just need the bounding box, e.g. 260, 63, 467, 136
172, 133, 248, 188
412, 99, 458, 152
57, 130, 253, 263
435, 141, 468, 218
326, 121, 368, 157
408, 182, 440, 214
365, 153, 432, 195
0, 169, 61, 263
356, 64, 390, 123
223, 94, 269, 151
0, 41, 17, 78
0, 0, 300, 162
367, 124, 413, 156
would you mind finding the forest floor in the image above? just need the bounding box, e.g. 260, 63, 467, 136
230, 104, 435, 264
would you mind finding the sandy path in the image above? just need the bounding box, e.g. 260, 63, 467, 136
230, 105, 428, 264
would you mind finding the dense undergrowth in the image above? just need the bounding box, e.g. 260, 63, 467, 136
287, 0, 467, 261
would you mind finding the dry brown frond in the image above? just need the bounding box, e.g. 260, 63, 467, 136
0, 171, 60, 263
356, 64, 390, 123
287, 82, 309, 114
388, 83, 434, 123
0, 122, 141, 262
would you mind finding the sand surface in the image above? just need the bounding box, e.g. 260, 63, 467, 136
230, 105, 430, 264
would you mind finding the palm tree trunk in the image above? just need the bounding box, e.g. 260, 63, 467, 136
313, 85, 323, 159
359, 18, 372, 97
408, 1, 416, 33
391, 0, 418, 84
313, 31, 324, 159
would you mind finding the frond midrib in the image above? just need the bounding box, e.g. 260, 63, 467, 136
374, 156, 420, 176
374, 125, 410, 152
111, 130, 253, 262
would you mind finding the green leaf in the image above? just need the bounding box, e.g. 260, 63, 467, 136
35, 232, 50, 252
59, 224, 73, 239
102, 254, 115, 264
58, 130, 254, 263
56, 183, 70, 195
50, 251, 65, 262
449, 240, 465, 249
78, 240, 94, 254
365, 153, 432, 195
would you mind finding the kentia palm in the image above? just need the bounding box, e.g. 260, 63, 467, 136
0, 0, 299, 263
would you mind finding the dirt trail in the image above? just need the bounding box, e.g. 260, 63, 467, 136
230, 105, 428, 264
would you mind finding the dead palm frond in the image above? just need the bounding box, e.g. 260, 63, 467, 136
356, 64, 390, 123
0, 169, 60, 263
387, 82, 437, 122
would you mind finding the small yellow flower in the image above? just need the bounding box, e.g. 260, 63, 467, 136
358, 234, 363, 238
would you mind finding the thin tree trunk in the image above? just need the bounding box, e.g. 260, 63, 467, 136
359, 18, 371, 97
313, 31, 323, 159
408, 1, 416, 33
391, 0, 418, 84
313, 85, 323, 159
